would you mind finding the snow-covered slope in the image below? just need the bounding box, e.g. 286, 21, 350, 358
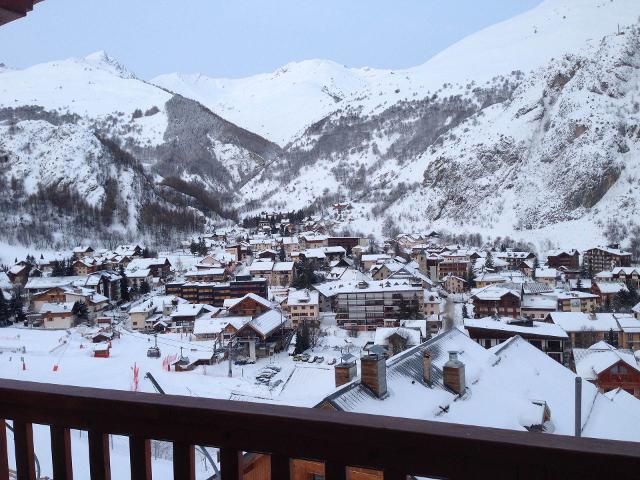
152, 0, 640, 146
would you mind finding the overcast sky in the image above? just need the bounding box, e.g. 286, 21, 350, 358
0, 0, 542, 79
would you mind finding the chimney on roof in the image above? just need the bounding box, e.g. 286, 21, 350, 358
334, 358, 357, 388
360, 350, 387, 398
443, 351, 465, 395
422, 350, 432, 384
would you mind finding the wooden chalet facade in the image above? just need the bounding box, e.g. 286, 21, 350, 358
583, 246, 632, 274
546, 250, 580, 270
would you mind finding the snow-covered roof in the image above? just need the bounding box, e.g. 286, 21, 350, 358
287, 288, 319, 306
321, 329, 640, 440
464, 317, 568, 339
615, 315, 640, 333
248, 261, 274, 272
548, 312, 620, 333
535, 268, 558, 278
193, 315, 251, 335
594, 282, 628, 294
273, 262, 295, 272
521, 294, 557, 310
170, 303, 215, 318
39, 302, 75, 314
184, 268, 226, 277
223, 293, 273, 309
314, 279, 422, 298
373, 327, 421, 347
245, 309, 285, 337
574, 344, 640, 380
471, 284, 521, 301
126, 268, 151, 279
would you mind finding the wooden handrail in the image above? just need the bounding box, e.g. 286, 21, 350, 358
0, 379, 639, 479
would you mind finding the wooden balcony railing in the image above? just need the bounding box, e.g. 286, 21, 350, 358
1, 378, 640, 479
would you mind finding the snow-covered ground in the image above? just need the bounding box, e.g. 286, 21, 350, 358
0, 321, 372, 478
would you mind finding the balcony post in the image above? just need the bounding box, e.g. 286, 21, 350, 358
173, 442, 195, 480
324, 461, 347, 480
129, 436, 152, 480
220, 447, 242, 480
13, 420, 36, 480
50, 426, 73, 480
0, 420, 8, 480
270, 453, 291, 479
88, 431, 111, 480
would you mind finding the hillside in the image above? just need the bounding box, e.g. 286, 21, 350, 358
1, 0, 640, 250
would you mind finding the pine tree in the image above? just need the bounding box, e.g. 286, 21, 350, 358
72, 301, 89, 323
140, 280, 151, 295
10, 288, 25, 324
0, 291, 9, 327
64, 258, 75, 276
484, 251, 494, 271
576, 278, 583, 290
189, 240, 198, 255
119, 265, 130, 302
294, 322, 311, 354
278, 244, 286, 262
462, 304, 469, 319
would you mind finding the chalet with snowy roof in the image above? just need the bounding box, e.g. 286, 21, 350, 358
443, 274, 466, 294
373, 327, 421, 356
634, 302, 640, 320
128, 301, 161, 331
285, 288, 319, 326
360, 254, 392, 271
72, 246, 94, 259
496, 250, 536, 270
72, 257, 105, 276
271, 262, 295, 287
125, 268, 153, 289
595, 267, 640, 289
520, 294, 558, 320
169, 303, 217, 331
464, 317, 568, 363
471, 285, 521, 319
299, 233, 329, 250
473, 272, 506, 288
546, 249, 580, 270
193, 315, 250, 343
615, 314, 640, 351
224, 293, 272, 317
583, 246, 632, 275
551, 289, 599, 313
592, 281, 628, 306
535, 268, 559, 287
574, 342, 640, 398
437, 256, 469, 280
127, 257, 171, 279
235, 309, 288, 358
64, 288, 108, 313
7, 264, 29, 286
40, 302, 76, 329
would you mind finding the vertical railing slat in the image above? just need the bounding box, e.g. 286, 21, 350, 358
50, 426, 73, 480
88, 431, 111, 480
383, 468, 406, 480
324, 461, 347, 480
13, 420, 36, 480
0, 421, 9, 480
172, 442, 195, 480
219, 447, 242, 480
270, 454, 291, 479
129, 437, 152, 480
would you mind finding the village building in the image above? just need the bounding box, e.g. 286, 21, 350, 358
464, 316, 569, 363
373, 327, 421, 356
550, 289, 599, 313
271, 262, 295, 287
360, 254, 392, 271
617, 315, 640, 351
574, 342, 640, 397
547, 312, 621, 348
7, 264, 30, 286
442, 274, 466, 294
40, 302, 76, 329
592, 281, 628, 306
285, 288, 319, 327
193, 314, 250, 343
127, 257, 172, 279
224, 293, 273, 317
473, 272, 506, 289
234, 309, 288, 359
520, 294, 558, 320
314, 280, 423, 331
495, 251, 536, 270
165, 277, 268, 307
583, 246, 632, 274
169, 303, 217, 332
72, 246, 94, 259
545, 249, 580, 270
184, 268, 227, 283
471, 285, 521, 319
534, 268, 559, 287
126, 268, 153, 289
595, 267, 640, 289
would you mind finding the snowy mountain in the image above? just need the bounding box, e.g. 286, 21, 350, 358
1, 0, 640, 249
